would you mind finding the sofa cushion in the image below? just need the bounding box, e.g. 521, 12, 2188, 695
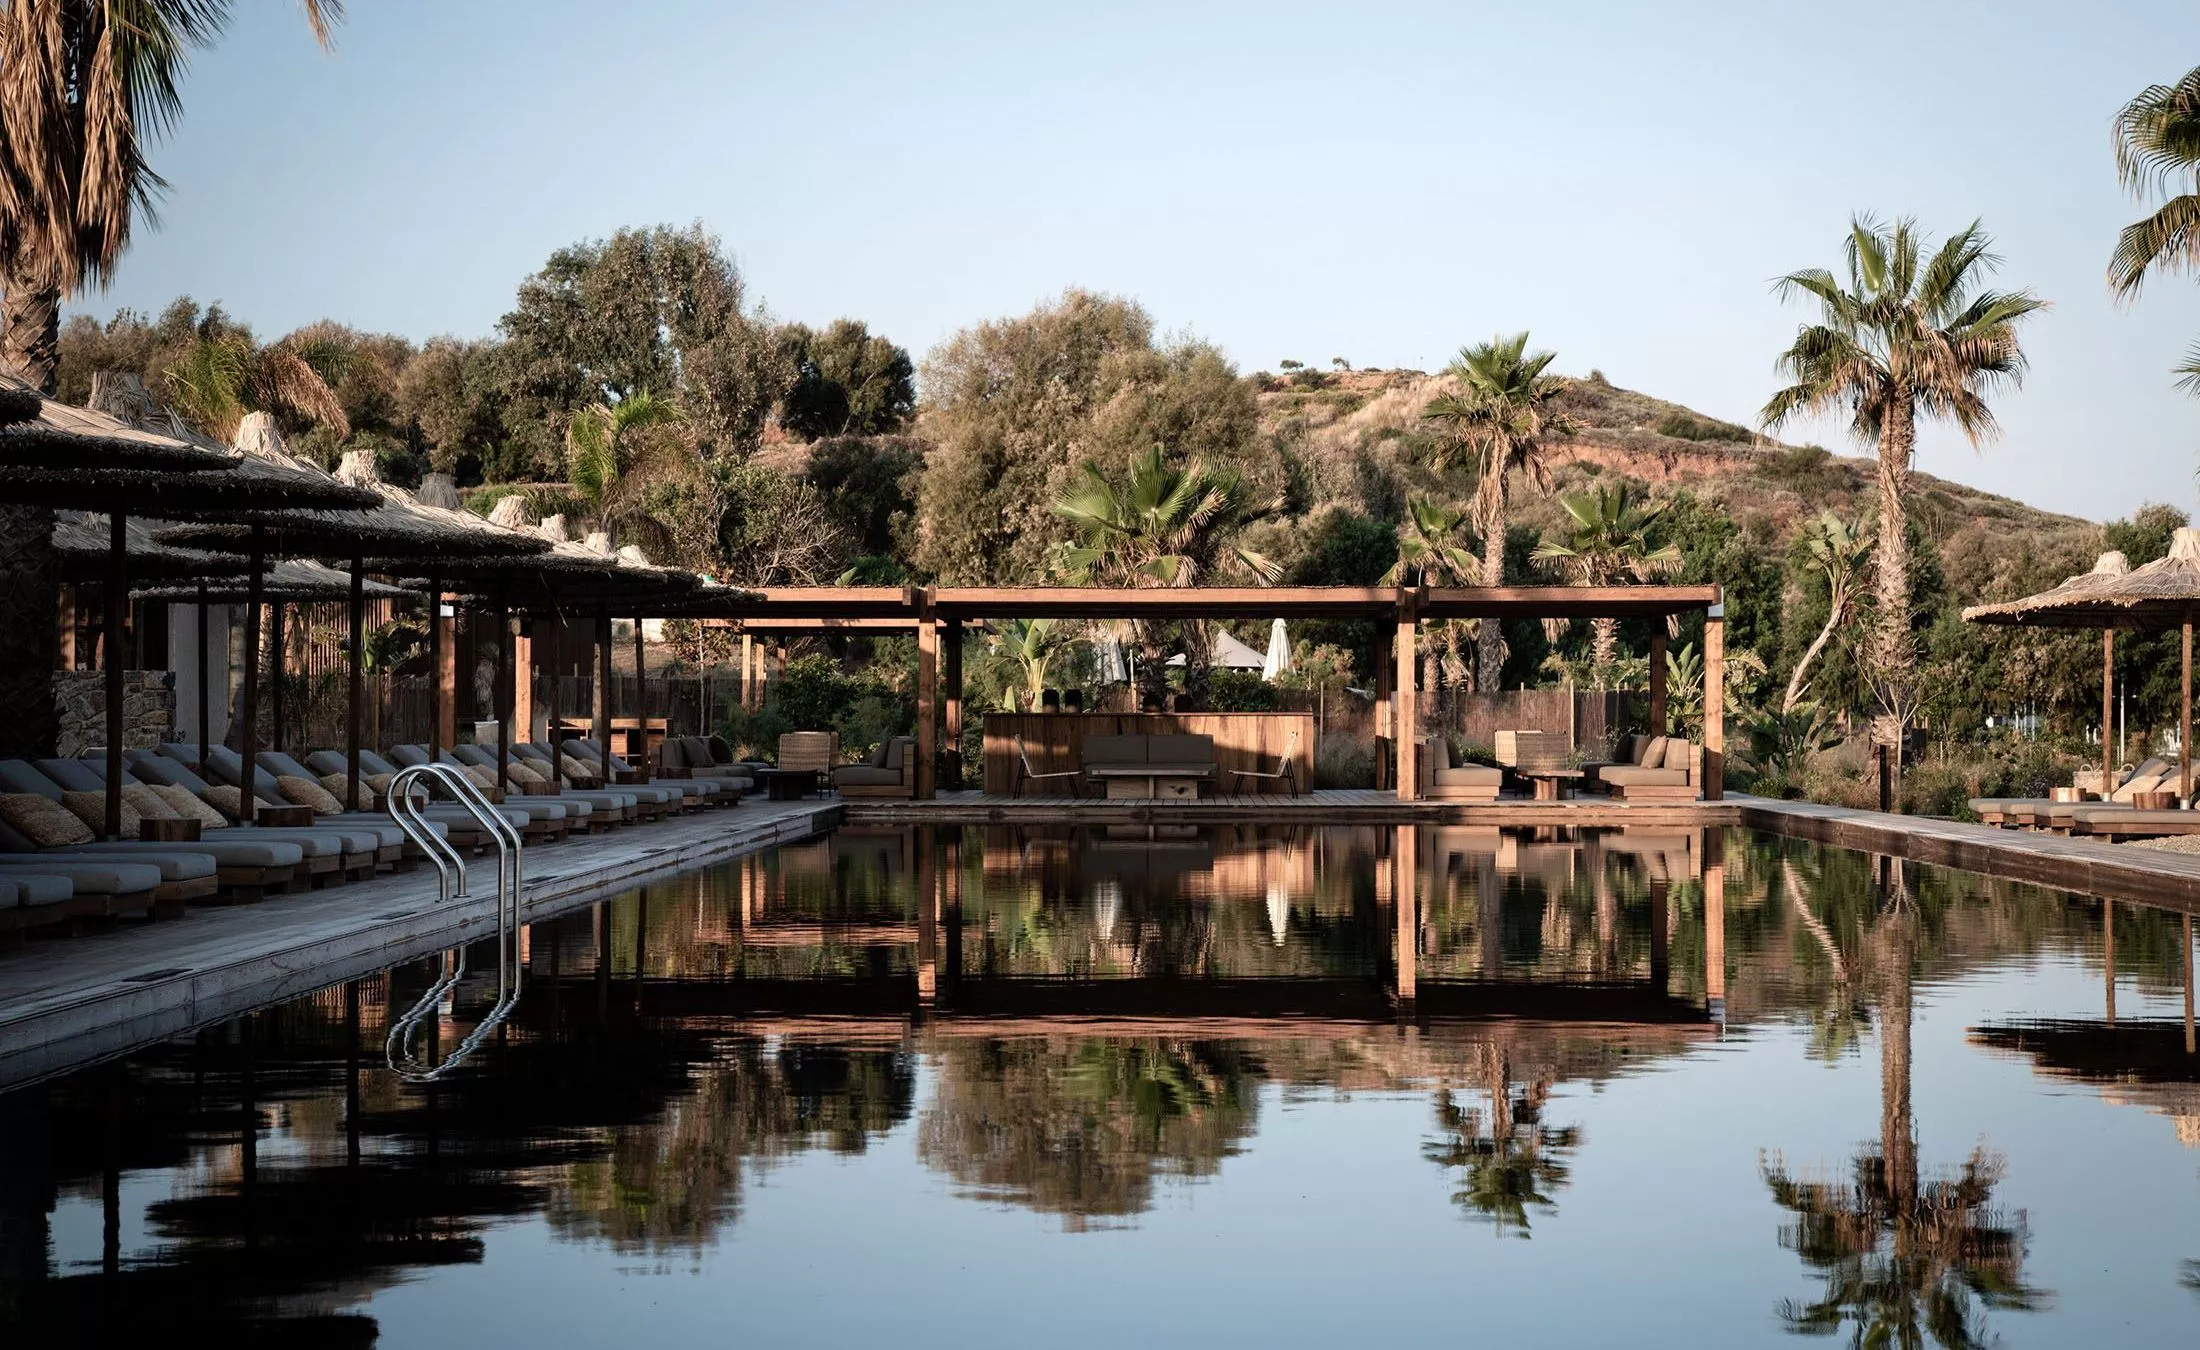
1146, 734, 1214, 767
1660, 739, 1695, 772
834, 766, 904, 787
1434, 765, 1503, 786
0, 793, 94, 847
1599, 765, 1689, 787
1637, 736, 1668, 767
1082, 735, 1147, 766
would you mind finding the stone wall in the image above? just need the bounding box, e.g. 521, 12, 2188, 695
54, 670, 176, 757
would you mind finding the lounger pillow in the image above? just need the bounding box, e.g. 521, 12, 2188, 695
506, 759, 546, 786
204, 785, 279, 820
278, 774, 345, 817
562, 756, 603, 785
0, 792, 95, 847
123, 783, 180, 821
60, 789, 139, 837
317, 773, 374, 811
152, 783, 231, 830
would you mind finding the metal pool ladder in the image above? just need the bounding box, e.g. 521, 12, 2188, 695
383, 762, 525, 1082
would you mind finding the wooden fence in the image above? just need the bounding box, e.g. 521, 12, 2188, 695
982, 712, 1316, 795
1441, 688, 1643, 753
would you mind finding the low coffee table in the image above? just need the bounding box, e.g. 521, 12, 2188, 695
756, 768, 820, 801
1519, 768, 1584, 801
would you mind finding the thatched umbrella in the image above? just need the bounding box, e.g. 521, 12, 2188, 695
0, 393, 374, 837
156, 435, 553, 809
1964, 529, 2200, 799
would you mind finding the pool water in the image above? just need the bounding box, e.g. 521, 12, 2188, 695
4, 824, 2199, 1347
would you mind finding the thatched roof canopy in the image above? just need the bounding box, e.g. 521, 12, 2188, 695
136, 559, 407, 604
0, 373, 237, 471
51, 510, 255, 583
1964, 531, 2200, 628
154, 423, 550, 561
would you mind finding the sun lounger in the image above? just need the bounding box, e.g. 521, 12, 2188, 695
509, 743, 643, 825
390, 743, 612, 836
565, 738, 695, 813
0, 758, 304, 899
0, 856, 160, 918
2066, 805, 2200, 840
122, 751, 372, 883
301, 749, 539, 847
182, 746, 414, 867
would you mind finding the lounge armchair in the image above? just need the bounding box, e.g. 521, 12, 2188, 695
1417, 737, 1501, 802
1595, 734, 1700, 802
1011, 734, 1081, 797
833, 737, 917, 798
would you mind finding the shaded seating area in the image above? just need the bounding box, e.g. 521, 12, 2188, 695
1595, 734, 1703, 803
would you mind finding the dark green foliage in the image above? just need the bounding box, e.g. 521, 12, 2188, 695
1657, 491, 1782, 657
1655, 410, 1751, 443
723, 653, 912, 761
1206, 669, 1277, 711
777, 320, 915, 439
1755, 443, 1844, 496
805, 434, 923, 558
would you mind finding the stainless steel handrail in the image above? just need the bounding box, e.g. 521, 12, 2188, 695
385, 761, 526, 1082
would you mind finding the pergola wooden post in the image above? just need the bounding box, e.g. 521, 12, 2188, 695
2183, 620, 2192, 802
269, 599, 285, 753
434, 591, 458, 753
234, 524, 265, 826
915, 587, 939, 801
1703, 827, 1727, 1019
195, 584, 210, 787
345, 547, 365, 811
101, 511, 127, 838
2103, 628, 2115, 791
423, 571, 442, 758
595, 605, 614, 786
1391, 824, 1418, 1008
1394, 590, 1419, 801
512, 622, 536, 749
632, 613, 650, 780
1703, 602, 1725, 801
496, 586, 513, 799
1648, 629, 1668, 735
941, 616, 963, 791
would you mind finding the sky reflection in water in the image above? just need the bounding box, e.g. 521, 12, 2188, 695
5, 824, 2199, 1348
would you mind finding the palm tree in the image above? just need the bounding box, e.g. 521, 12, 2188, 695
1530, 483, 1681, 687
162, 324, 350, 443
2109, 65, 2200, 391
1383, 495, 1482, 726
1423, 1047, 1580, 1238
1762, 874, 2047, 1346
566, 390, 691, 553
988, 617, 1066, 711
1421, 333, 1573, 691
0, 1, 339, 765
1052, 446, 1279, 710
0, 1, 342, 390
1782, 509, 1875, 714
1763, 218, 2045, 797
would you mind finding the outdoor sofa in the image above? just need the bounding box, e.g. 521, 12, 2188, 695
1595, 735, 1702, 802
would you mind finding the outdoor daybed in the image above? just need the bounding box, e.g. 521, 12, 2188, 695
1596, 735, 1701, 802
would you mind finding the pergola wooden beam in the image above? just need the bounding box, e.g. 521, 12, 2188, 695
710, 584, 1722, 623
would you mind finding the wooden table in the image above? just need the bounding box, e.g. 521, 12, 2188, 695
755, 769, 821, 801
1519, 768, 1585, 801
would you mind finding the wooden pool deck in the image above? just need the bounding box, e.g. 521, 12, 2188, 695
0, 797, 841, 1091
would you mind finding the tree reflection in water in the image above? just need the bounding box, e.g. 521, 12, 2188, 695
916, 1038, 1261, 1229
1422, 1045, 1580, 1237
1763, 863, 2047, 1347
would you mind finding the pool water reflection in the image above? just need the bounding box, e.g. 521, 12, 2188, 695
5, 824, 2199, 1347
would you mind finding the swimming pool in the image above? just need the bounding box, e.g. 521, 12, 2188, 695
4, 824, 2196, 1347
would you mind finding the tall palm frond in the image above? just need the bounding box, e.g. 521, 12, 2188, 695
2110, 65, 2200, 301
1530, 483, 1678, 685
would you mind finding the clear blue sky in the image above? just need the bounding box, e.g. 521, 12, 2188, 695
70, 0, 2200, 524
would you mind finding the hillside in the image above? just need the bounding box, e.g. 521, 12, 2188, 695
1255, 365, 2092, 541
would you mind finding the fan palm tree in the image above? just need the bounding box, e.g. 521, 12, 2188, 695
566, 390, 692, 554
1421, 333, 1574, 691
0, 1, 339, 764
0, 0, 342, 391
1762, 218, 2045, 797
2109, 65, 2200, 392
1782, 509, 1875, 714
1530, 484, 1681, 687
1052, 445, 1280, 710
1762, 877, 2047, 1346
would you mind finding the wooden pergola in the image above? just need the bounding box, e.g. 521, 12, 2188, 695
700, 584, 1726, 801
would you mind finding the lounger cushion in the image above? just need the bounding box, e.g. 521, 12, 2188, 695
0, 760, 63, 799
48, 837, 301, 867
47, 848, 216, 882
61, 790, 137, 837
0, 793, 95, 847
4, 874, 73, 907
0, 857, 161, 894
1434, 766, 1503, 786
834, 766, 904, 787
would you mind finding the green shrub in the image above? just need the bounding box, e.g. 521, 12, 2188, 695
1655, 411, 1751, 443
1207, 669, 1277, 711
720, 652, 913, 761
